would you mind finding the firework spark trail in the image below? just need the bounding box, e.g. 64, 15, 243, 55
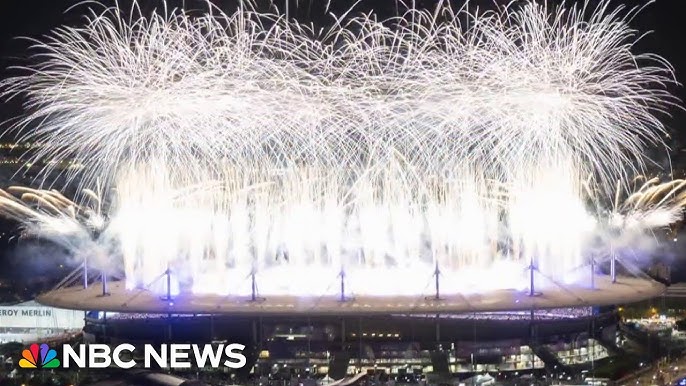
0, 1, 681, 296
1, 1, 676, 185
0, 187, 101, 254
1, 4, 336, 190
611, 178, 686, 232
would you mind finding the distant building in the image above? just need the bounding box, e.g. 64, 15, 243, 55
0, 300, 83, 343
648, 262, 671, 285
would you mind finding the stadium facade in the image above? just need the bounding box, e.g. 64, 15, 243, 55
81, 307, 621, 380
32, 270, 665, 380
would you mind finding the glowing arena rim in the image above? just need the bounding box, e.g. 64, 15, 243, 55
36, 277, 665, 315
0, 0, 682, 307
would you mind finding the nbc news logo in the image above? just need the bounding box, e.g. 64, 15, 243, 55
17, 342, 246, 370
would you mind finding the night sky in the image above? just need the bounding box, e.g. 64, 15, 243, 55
0, 1, 685, 281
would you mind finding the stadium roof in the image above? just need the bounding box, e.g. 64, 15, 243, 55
38, 275, 664, 316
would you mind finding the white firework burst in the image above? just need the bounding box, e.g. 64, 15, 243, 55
0, 0, 680, 297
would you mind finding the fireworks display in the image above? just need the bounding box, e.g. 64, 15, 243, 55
0, 1, 682, 298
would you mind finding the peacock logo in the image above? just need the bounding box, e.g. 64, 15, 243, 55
18, 343, 61, 369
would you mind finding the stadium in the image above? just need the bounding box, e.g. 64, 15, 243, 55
24, 261, 665, 383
